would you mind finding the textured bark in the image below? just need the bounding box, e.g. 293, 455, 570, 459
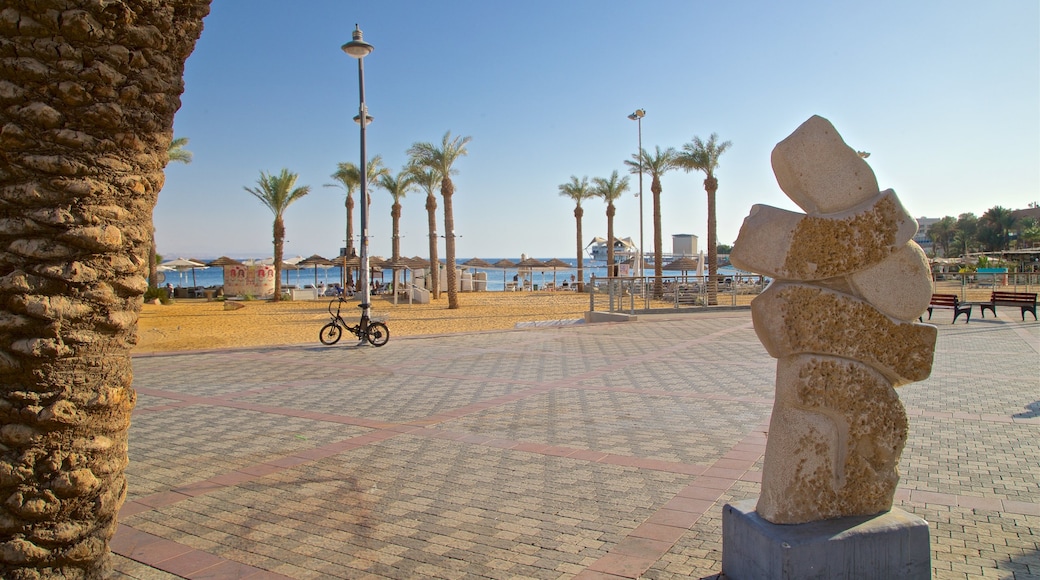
0, 2, 210, 578
390, 201, 401, 292
705, 176, 719, 306
345, 194, 355, 256
606, 203, 616, 278
344, 195, 355, 285
425, 193, 439, 299
272, 216, 284, 301
442, 178, 458, 309
651, 175, 663, 298
391, 202, 401, 262
573, 206, 584, 292
147, 229, 157, 289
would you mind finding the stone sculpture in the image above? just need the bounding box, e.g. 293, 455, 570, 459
730, 115, 937, 524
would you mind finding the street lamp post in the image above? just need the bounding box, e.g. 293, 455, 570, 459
628, 109, 645, 277
343, 25, 374, 334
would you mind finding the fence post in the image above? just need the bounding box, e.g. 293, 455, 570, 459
589, 274, 596, 312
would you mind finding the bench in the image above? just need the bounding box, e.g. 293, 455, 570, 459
924, 293, 971, 324
979, 291, 1038, 321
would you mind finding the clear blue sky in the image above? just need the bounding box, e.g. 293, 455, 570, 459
158, 0, 1039, 261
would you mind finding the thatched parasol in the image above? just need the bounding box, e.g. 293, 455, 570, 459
298, 254, 334, 287
662, 256, 701, 272
543, 258, 572, 288
207, 256, 242, 267
462, 257, 495, 269
515, 257, 548, 289
491, 259, 517, 290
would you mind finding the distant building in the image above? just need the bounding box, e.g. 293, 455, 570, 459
585, 236, 637, 263
914, 217, 938, 253
672, 234, 698, 256
1011, 206, 1040, 223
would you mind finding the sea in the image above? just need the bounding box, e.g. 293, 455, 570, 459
160, 258, 744, 292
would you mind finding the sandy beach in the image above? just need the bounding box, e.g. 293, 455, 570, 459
133, 291, 599, 353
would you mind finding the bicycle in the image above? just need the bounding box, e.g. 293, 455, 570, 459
319, 298, 389, 346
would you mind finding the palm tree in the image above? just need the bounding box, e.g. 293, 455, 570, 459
326, 156, 388, 260
0, 2, 208, 576
558, 176, 594, 291
150, 136, 194, 290
676, 133, 732, 306
409, 166, 443, 299
981, 206, 1016, 250
244, 169, 311, 301
407, 131, 472, 309
955, 213, 979, 256
625, 145, 677, 297
592, 171, 631, 277
927, 216, 957, 257
376, 169, 416, 293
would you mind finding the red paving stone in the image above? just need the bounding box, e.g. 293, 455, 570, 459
113, 310, 1039, 579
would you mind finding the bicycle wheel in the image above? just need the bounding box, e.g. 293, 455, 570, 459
365, 321, 389, 346
319, 322, 343, 345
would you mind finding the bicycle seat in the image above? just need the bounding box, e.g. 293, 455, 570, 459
357, 303, 370, 309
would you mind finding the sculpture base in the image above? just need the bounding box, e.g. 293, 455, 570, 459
722, 498, 930, 579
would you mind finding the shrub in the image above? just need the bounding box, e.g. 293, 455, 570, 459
143, 286, 171, 305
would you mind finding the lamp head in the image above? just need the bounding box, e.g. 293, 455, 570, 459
342, 24, 374, 58
628, 109, 645, 120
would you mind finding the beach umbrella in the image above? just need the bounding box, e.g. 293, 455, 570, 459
543, 258, 572, 288
664, 255, 702, 288
492, 258, 517, 290
332, 254, 362, 289
462, 257, 495, 269
297, 254, 334, 287
515, 257, 547, 289
160, 257, 206, 287
663, 256, 700, 272
207, 256, 242, 267
205, 256, 242, 287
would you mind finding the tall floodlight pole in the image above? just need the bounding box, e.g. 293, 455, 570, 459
343, 25, 374, 330
628, 109, 645, 277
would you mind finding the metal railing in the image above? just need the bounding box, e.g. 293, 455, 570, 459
931, 272, 1039, 302
587, 274, 768, 313
588, 271, 1040, 314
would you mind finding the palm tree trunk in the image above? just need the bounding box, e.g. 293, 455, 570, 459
442, 179, 459, 309
606, 203, 616, 278
426, 193, 440, 299
652, 176, 664, 298
149, 229, 159, 289
345, 195, 354, 285
391, 202, 401, 296
273, 216, 284, 301
575, 206, 584, 292
0, 2, 209, 577
705, 176, 719, 306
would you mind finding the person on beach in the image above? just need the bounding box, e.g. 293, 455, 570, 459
165, 283, 174, 299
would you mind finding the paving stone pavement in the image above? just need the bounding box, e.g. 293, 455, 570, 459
111, 309, 1039, 579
